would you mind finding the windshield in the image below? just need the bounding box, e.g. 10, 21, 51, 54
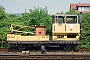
66, 16, 77, 23
56, 16, 64, 23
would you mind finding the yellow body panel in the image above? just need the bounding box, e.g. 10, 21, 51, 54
52, 23, 80, 33
7, 34, 49, 42
52, 23, 80, 41
53, 35, 80, 41
66, 24, 80, 33
52, 23, 65, 33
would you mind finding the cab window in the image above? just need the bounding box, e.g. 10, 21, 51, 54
56, 16, 64, 23
66, 16, 77, 23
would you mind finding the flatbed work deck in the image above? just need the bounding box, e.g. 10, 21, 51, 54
8, 40, 80, 44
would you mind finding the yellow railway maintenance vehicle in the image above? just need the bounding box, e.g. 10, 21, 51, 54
52, 14, 81, 50
7, 14, 81, 51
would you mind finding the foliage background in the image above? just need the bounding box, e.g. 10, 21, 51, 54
0, 6, 90, 49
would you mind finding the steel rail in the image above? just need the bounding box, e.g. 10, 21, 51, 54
0, 54, 90, 60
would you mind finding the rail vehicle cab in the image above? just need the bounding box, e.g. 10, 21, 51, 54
52, 14, 81, 42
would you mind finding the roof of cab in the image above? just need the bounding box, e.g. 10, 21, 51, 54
52, 14, 78, 16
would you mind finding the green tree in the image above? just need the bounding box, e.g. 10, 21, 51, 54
28, 6, 52, 35
22, 12, 30, 25
0, 6, 6, 20
79, 13, 90, 49
65, 10, 79, 14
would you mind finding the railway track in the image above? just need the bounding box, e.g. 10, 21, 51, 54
0, 54, 90, 60
0, 48, 90, 60
0, 51, 90, 60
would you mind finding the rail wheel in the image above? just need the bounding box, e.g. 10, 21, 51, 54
11, 43, 25, 51
64, 44, 71, 51
18, 43, 26, 51
72, 44, 78, 51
